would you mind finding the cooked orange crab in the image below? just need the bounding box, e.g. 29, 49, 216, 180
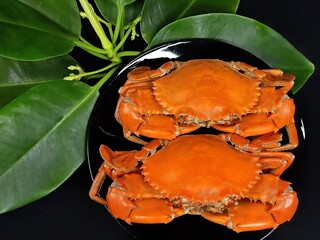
116, 59, 297, 150
89, 134, 298, 232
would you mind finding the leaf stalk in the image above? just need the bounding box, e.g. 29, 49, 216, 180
78, 0, 114, 58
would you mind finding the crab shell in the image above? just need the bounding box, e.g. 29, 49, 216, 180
152, 59, 262, 121
142, 134, 261, 203
116, 59, 296, 145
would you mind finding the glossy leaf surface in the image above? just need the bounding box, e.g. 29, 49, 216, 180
141, 0, 240, 43
0, 0, 80, 60
0, 55, 78, 108
150, 13, 314, 93
0, 81, 99, 213
95, 0, 143, 26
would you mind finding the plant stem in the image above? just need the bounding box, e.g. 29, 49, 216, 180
74, 40, 109, 60
112, 5, 124, 46
78, 0, 114, 58
84, 73, 106, 80
74, 40, 107, 54
115, 51, 141, 58
93, 66, 120, 90
79, 35, 91, 45
97, 16, 114, 39
113, 16, 141, 53
81, 62, 120, 78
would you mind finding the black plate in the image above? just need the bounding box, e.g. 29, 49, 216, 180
86, 39, 306, 240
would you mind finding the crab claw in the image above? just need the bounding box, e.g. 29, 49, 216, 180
213, 98, 298, 151
200, 175, 298, 232
106, 174, 185, 224
202, 192, 298, 232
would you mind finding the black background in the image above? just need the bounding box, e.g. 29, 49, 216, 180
0, 0, 319, 239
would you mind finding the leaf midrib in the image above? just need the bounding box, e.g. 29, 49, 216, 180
177, 0, 196, 19
0, 79, 60, 88
0, 20, 76, 41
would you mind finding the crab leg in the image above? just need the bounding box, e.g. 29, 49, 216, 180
219, 133, 295, 176
99, 145, 140, 177
89, 146, 139, 205
90, 140, 164, 205
254, 151, 295, 176
271, 119, 298, 151
233, 61, 295, 87
119, 61, 176, 95
89, 162, 109, 205
126, 62, 175, 82
219, 132, 284, 152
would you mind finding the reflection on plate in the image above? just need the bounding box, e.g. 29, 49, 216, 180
86, 39, 305, 240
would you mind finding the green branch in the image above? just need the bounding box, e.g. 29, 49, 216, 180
78, 0, 114, 58
112, 5, 124, 46
113, 16, 141, 53
65, 62, 120, 81
115, 51, 141, 58
94, 66, 120, 90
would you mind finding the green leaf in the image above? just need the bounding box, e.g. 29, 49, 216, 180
150, 13, 315, 93
95, 0, 143, 26
0, 80, 99, 213
0, 55, 78, 108
0, 0, 81, 60
141, 0, 240, 43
